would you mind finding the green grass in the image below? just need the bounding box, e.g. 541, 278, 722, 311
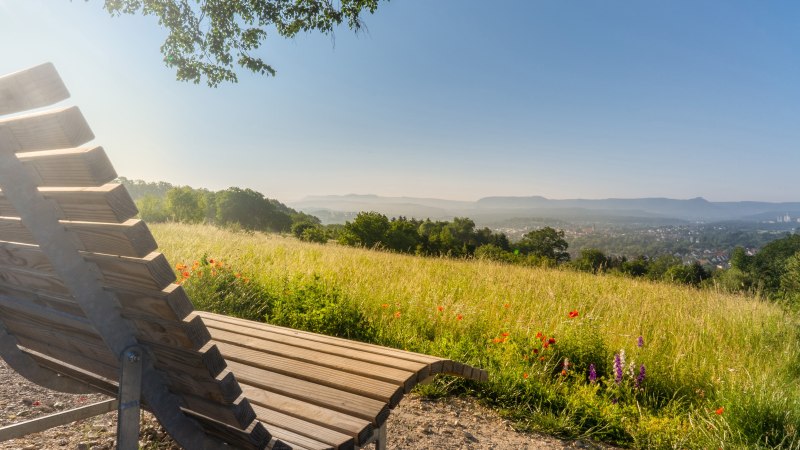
153, 223, 800, 449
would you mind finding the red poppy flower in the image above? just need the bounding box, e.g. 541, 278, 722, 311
394, 311, 401, 318
523, 372, 529, 379
568, 310, 579, 318
456, 314, 463, 321
535, 332, 543, 339
437, 306, 444, 312
533, 349, 539, 354
501, 332, 510, 337
548, 337, 556, 345
715, 407, 724, 415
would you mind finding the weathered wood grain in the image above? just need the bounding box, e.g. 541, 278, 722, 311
0, 63, 69, 116
0, 282, 206, 351
0, 183, 138, 223
224, 360, 391, 426
214, 341, 404, 407
0, 217, 157, 257
4, 312, 242, 409
0, 280, 192, 324
183, 411, 271, 450
251, 403, 352, 450
198, 313, 487, 383
17, 147, 117, 187
240, 384, 373, 446
0, 241, 175, 292
198, 312, 444, 367
201, 315, 432, 378
26, 348, 267, 449
24, 347, 118, 396
204, 319, 419, 389
0, 106, 93, 153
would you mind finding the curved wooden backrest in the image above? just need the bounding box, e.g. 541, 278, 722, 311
0, 63, 268, 449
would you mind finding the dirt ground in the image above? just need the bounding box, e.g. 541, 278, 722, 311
0, 359, 613, 449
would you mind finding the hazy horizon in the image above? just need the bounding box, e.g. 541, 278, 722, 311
3, 1, 799, 203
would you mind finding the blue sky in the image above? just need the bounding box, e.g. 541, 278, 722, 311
1, 1, 798, 202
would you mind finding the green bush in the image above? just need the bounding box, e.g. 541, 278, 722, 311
267, 275, 378, 342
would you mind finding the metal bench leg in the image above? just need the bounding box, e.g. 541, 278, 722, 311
0, 399, 117, 442
374, 423, 387, 450
117, 345, 143, 450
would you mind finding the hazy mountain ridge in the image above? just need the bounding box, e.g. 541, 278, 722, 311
291, 194, 800, 224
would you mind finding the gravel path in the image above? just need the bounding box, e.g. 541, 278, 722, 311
0, 359, 611, 449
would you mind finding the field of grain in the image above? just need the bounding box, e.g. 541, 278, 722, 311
153, 223, 800, 449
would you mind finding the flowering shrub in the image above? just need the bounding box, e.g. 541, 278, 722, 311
179, 257, 377, 342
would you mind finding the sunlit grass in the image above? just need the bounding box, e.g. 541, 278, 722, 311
153, 223, 800, 448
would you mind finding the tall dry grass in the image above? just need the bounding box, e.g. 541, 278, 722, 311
153, 223, 800, 448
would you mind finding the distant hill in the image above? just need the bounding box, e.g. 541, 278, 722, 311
290, 194, 800, 224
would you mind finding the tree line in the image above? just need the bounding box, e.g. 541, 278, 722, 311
120, 178, 318, 233
333, 211, 800, 302
121, 178, 800, 303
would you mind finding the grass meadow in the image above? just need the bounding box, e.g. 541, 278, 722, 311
152, 223, 800, 449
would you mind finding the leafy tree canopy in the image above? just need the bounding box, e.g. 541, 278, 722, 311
101, 0, 384, 86
517, 227, 570, 264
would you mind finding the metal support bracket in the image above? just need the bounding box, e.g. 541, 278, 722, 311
357, 423, 387, 450
117, 345, 143, 450
0, 399, 118, 442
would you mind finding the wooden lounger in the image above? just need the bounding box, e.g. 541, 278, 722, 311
0, 63, 486, 449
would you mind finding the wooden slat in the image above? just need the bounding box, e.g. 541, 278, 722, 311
0, 280, 192, 324
0, 286, 206, 351
0, 296, 240, 401
0, 217, 157, 257
0, 241, 174, 292
184, 411, 271, 450
13, 330, 245, 420
177, 393, 255, 429
0, 183, 138, 223
209, 327, 416, 390
0, 246, 175, 295
0, 264, 70, 294
17, 147, 117, 187
251, 404, 354, 450
214, 341, 403, 407
198, 312, 444, 367
7, 319, 118, 371
27, 349, 269, 450
0, 106, 94, 153
87, 250, 176, 292
25, 347, 117, 396
225, 360, 390, 426
240, 384, 373, 446
201, 315, 431, 378
0, 63, 69, 116
258, 421, 336, 450
263, 429, 336, 450
147, 340, 228, 379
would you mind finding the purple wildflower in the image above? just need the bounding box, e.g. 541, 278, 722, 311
635, 364, 646, 388
637, 336, 644, 348
614, 353, 623, 384
588, 364, 597, 383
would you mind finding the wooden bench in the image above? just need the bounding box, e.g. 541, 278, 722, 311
0, 63, 487, 449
